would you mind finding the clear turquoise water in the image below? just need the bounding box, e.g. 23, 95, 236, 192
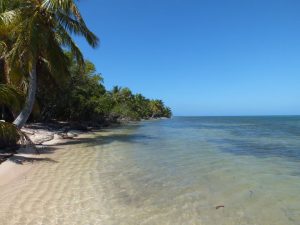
2, 116, 300, 225
95, 116, 300, 224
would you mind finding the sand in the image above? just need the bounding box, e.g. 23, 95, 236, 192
0, 126, 84, 187
0, 129, 71, 187
1, 118, 300, 225
0, 125, 98, 224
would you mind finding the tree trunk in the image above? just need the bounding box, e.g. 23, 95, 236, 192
3, 59, 10, 84
0, 57, 11, 84
13, 64, 37, 128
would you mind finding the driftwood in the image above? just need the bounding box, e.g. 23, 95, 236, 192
22, 130, 35, 135
60, 133, 74, 139
0, 153, 14, 164
18, 131, 40, 154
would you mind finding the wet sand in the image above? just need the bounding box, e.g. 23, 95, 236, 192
1, 118, 300, 225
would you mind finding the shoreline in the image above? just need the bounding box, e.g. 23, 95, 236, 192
0, 124, 90, 187
0, 117, 169, 187
1, 117, 299, 224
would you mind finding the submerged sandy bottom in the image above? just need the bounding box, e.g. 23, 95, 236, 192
0, 121, 300, 225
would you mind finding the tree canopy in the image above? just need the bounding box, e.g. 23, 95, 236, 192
0, 0, 172, 148
36, 53, 172, 123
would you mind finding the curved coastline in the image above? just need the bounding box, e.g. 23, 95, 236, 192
1, 117, 300, 225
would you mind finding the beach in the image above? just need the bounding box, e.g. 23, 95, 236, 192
1, 117, 300, 225
0, 127, 103, 224
2, 0, 300, 224
0, 126, 74, 187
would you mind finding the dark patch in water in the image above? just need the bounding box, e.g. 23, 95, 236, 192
211, 138, 300, 161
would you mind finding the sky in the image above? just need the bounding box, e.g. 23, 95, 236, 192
75, 0, 300, 116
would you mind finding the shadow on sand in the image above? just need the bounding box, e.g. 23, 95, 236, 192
1, 130, 156, 165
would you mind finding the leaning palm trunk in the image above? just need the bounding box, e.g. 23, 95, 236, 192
13, 64, 37, 128
2, 0, 98, 129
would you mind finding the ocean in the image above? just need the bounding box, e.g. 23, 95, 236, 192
1, 116, 300, 224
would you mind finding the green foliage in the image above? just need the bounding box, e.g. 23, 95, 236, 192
36, 53, 172, 123
0, 0, 99, 128
0, 84, 22, 111
0, 84, 22, 148
0, 0, 98, 70
0, 121, 20, 148
1, 1, 171, 126
37, 55, 107, 122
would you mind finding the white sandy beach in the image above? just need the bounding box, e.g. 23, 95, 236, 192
0, 127, 80, 187
0, 128, 103, 225
1, 119, 300, 225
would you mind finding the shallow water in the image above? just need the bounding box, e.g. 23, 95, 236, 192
1, 116, 300, 225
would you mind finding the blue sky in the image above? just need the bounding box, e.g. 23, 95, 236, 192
75, 0, 300, 116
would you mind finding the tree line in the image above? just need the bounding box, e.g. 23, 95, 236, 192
36, 54, 172, 123
0, 0, 171, 148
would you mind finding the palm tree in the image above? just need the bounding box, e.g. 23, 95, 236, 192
149, 100, 164, 118
133, 94, 150, 118
0, 84, 22, 148
0, 84, 22, 109
0, 0, 99, 128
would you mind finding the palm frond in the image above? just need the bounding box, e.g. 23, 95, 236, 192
42, 0, 82, 20
0, 9, 21, 26
0, 121, 34, 149
41, 29, 71, 83
0, 84, 23, 111
0, 121, 20, 148
56, 24, 85, 67
0, 41, 7, 55
8, 11, 40, 67
56, 12, 99, 48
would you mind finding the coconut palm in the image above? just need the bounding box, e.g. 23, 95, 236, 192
0, 84, 22, 148
0, 83, 22, 110
0, 0, 99, 128
149, 100, 164, 118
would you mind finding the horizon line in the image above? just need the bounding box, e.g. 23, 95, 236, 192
173, 115, 300, 117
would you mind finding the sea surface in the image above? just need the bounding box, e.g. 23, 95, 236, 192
1, 116, 300, 225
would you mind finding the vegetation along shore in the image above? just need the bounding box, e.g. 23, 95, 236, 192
0, 0, 172, 162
